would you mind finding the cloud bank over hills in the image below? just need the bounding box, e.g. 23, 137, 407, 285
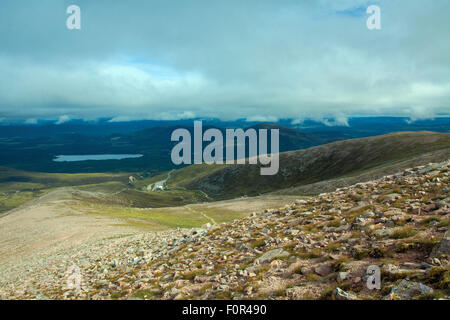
0, 0, 449, 122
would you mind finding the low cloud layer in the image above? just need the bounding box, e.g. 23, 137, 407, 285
0, 0, 449, 123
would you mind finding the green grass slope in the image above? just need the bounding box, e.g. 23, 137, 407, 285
167, 131, 450, 199
0, 167, 130, 213
0, 166, 209, 214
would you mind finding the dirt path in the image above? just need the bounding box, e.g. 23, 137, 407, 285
184, 206, 216, 225
149, 169, 174, 191
200, 212, 217, 225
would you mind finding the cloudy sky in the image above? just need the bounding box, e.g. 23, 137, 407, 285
0, 0, 449, 124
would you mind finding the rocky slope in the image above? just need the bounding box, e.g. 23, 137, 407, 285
0, 160, 449, 300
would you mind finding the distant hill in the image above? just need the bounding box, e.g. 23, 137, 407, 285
166, 131, 450, 198
248, 123, 320, 151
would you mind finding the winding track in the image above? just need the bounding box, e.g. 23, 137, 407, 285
148, 169, 174, 191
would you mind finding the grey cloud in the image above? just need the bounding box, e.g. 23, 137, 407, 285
0, 0, 449, 122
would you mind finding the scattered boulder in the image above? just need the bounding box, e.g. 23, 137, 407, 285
256, 248, 289, 264
334, 224, 351, 232
337, 272, 349, 282
300, 266, 314, 275
422, 203, 438, 213
314, 263, 333, 277
418, 163, 442, 174
385, 280, 433, 300
383, 193, 401, 203
430, 238, 450, 259
373, 228, 394, 237
333, 287, 357, 300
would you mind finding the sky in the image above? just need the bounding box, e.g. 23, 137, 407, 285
0, 0, 449, 124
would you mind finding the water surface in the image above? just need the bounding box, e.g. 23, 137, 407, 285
53, 154, 143, 162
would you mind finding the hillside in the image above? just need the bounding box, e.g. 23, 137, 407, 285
0, 167, 130, 213
249, 123, 320, 150
1, 160, 448, 300
0, 166, 211, 214
167, 131, 450, 199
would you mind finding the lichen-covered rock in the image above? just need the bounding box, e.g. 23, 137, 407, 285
385, 280, 433, 300
314, 263, 333, 276
256, 248, 290, 264
333, 287, 357, 300
430, 238, 450, 259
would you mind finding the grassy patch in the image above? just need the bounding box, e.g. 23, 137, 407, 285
419, 267, 450, 290
420, 216, 441, 226
352, 248, 370, 260
250, 238, 266, 249
332, 258, 351, 272
391, 226, 417, 239
131, 288, 162, 299
298, 248, 322, 260
182, 269, 205, 281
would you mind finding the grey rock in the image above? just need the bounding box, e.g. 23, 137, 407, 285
360, 211, 375, 218
373, 228, 394, 237
385, 220, 395, 228
314, 263, 333, 276
300, 266, 314, 275
418, 163, 442, 174
385, 280, 433, 300
337, 272, 349, 282
383, 193, 401, 203
256, 248, 290, 264
430, 238, 450, 258
334, 224, 351, 232
333, 287, 357, 300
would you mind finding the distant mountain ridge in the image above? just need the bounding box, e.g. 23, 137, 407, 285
0, 118, 449, 174
1, 117, 449, 138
